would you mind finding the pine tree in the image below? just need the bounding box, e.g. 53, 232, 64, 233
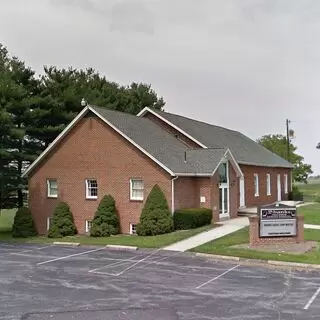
48, 202, 77, 238
12, 206, 37, 238
136, 185, 173, 236
90, 195, 119, 237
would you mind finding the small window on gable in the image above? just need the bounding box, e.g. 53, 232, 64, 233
130, 223, 137, 235
254, 174, 259, 197
130, 179, 144, 201
266, 173, 271, 196
85, 220, 92, 233
218, 162, 228, 183
47, 179, 58, 198
85, 179, 98, 199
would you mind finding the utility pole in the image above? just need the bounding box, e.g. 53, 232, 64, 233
286, 119, 291, 162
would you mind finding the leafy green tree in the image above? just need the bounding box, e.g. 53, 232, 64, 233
136, 185, 173, 236
90, 195, 119, 237
12, 206, 37, 238
48, 202, 77, 238
257, 134, 313, 183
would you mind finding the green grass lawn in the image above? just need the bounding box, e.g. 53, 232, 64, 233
0, 209, 214, 248
297, 180, 320, 202
299, 203, 320, 225
191, 227, 320, 265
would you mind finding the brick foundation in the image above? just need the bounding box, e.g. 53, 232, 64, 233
249, 215, 304, 247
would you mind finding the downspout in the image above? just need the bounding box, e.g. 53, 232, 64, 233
171, 176, 179, 214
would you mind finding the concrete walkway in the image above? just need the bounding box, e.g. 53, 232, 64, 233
163, 214, 320, 252
163, 217, 249, 252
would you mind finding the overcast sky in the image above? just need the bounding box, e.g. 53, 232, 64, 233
1, 0, 320, 174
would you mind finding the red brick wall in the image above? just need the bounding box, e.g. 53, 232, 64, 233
28, 115, 172, 235
173, 177, 197, 210
229, 164, 239, 218
143, 113, 201, 148
240, 165, 292, 207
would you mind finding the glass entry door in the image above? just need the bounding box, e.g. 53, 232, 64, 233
218, 162, 229, 218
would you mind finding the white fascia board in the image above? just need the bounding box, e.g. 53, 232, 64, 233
137, 107, 208, 149
211, 148, 243, 178
88, 106, 175, 177
21, 106, 90, 178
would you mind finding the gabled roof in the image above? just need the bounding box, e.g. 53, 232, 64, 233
22, 105, 241, 178
138, 107, 293, 168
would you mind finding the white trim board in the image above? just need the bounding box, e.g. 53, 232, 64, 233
137, 107, 208, 149
21, 106, 175, 178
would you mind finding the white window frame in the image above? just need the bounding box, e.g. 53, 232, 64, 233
47, 217, 53, 231
47, 179, 58, 198
254, 173, 259, 197
266, 173, 271, 196
130, 223, 137, 235
85, 179, 98, 199
284, 174, 288, 194
85, 220, 92, 233
130, 179, 144, 201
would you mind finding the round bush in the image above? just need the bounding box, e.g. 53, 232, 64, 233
173, 208, 212, 230
136, 184, 174, 236
12, 206, 37, 238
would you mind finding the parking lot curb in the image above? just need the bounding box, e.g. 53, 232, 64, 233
53, 242, 80, 247
195, 253, 240, 261
195, 252, 320, 270
105, 244, 138, 251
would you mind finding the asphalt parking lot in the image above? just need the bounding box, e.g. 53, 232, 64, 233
0, 243, 320, 319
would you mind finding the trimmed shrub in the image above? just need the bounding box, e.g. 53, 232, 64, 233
48, 202, 77, 238
90, 195, 119, 237
288, 185, 304, 201
173, 208, 212, 230
136, 184, 174, 236
12, 206, 37, 238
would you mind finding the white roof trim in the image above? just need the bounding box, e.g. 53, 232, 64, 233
22, 106, 175, 178
211, 149, 244, 178
88, 106, 174, 176
137, 107, 208, 149
21, 107, 90, 177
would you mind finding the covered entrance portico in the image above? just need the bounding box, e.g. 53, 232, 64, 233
213, 150, 244, 221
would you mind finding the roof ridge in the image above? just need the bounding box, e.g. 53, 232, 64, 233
155, 108, 239, 133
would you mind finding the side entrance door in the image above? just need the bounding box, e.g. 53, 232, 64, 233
277, 174, 281, 201
218, 162, 229, 218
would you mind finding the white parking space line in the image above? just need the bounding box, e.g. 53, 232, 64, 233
11, 246, 51, 255
195, 264, 240, 289
88, 256, 138, 274
303, 287, 320, 310
37, 247, 105, 265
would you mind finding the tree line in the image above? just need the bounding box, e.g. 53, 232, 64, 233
0, 43, 165, 210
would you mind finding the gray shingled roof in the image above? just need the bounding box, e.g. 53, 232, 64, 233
91, 106, 227, 175
150, 109, 293, 168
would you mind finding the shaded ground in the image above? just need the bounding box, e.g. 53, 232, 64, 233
1, 243, 320, 319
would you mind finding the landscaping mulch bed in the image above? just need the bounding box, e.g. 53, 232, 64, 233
231, 241, 318, 255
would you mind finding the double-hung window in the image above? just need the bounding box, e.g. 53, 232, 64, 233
85, 179, 98, 199
284, 174, 288, 194
85, 220, 92, 233
47, 179, 58, 198
254, 174, 259, 197
266, 173, 271, 196
130, 179, 144, 201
